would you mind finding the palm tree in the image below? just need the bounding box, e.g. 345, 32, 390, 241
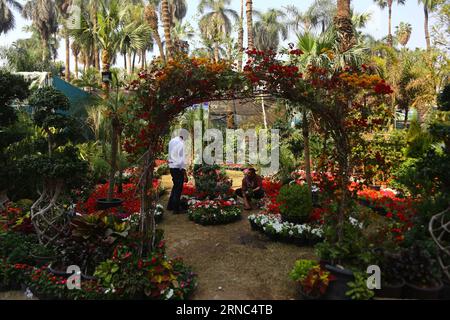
145, 3, 165, 62
237, 0, 244, 69
167, 0, 187, 26
22, 0, 59, 63
55, 0, 73, 81
373, 0, 406, 47
198, 0, 238, 63
395, 22, 412, 47
246, 0, 254, 50
71, 40, 81, 79
0, 0, 23, 35
309, 0, 336, 34
335, 0, 355, 53
418, 0, 440, 51
171, 20, 194, 52
161, 0, 173, 59
284, 5, 317, 35
120, 3, 152, 74
253, 9, 288, 51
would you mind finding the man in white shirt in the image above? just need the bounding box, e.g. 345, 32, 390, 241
167, 136, 188, 213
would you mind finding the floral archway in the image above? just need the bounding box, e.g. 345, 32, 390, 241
122, 48, 392, 256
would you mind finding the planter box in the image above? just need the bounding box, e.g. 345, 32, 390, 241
403, 281, 443, 300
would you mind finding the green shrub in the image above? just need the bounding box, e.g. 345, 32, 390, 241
277, 183, 312, 224
290, 259, 318, 282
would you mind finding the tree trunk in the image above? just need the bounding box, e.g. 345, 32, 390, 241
132, 51, 137, 72
404, 107, 409, 128
127, 51, 132, 75
424, 5, 431, 51
302, 106, 312, 195
161, 0, 173, 59
261, 95, 268, 130
238, 0, 244, 70
139, 152, 156, 257
246, 0, 254, 50
74, 55, 79, 80
42, 38, 49, 63
334, 0, 355, 53
141, 50, 146, 69
214, 42, 220, 63
65, 34, 71, 82
388, 2, 393, 47
107, 117, 119, 201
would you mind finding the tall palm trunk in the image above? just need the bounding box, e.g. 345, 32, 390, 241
334, 0, 355, 53
424, 5, 431, 51
127, 51, 132, 75
145, 5, 166, 62
237, 0, 244, 70
65, 33, 71, 82
42, 38, 49, 63
74, 54, 79, 80
388, 0, 393, 47
161, 0, 173, 59
246, 0, 254, 50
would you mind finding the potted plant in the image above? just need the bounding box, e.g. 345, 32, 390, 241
401, 245, 443, 299
290, 259, 334, 300
96, 74, 127, 210
376, 250, 405, 299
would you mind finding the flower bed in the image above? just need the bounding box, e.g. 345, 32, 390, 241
188, 199, 241, 225
248, 214, 323, 246
0, 243, 197, 300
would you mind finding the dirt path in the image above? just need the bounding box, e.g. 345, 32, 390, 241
159, 171, 316, 300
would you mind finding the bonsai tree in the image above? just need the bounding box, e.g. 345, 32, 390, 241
26, 87, 88, 244
0, 71, 30, 207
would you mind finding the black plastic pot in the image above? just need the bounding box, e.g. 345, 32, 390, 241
323, 264, 354, 300
440, 279, 450, 300
403, 281, 443, 300
377, 279, 405, 299
96, 198, 123, 210
48, 264, 96, 281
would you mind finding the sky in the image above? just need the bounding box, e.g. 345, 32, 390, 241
0, 0, 436, 69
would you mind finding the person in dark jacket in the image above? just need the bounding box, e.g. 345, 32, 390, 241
235, 168, 264, 210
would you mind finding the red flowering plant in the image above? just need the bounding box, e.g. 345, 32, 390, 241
0, 203, 34, 234
77, 179, 162, 219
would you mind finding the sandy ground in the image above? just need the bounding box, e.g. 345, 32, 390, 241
0, 171, 316, 300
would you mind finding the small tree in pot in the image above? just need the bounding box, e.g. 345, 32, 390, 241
26, 87, 88, 244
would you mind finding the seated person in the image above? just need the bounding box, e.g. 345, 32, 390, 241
235, 168, 265, 210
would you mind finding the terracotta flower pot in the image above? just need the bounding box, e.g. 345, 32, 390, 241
403, 281, 443, 300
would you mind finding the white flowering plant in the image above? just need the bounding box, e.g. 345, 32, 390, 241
248, 214, 324, 245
